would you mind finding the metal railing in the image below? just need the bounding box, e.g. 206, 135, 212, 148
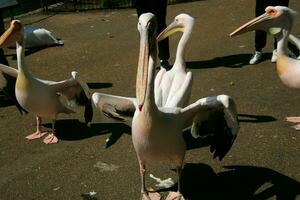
1, 0, 200, 16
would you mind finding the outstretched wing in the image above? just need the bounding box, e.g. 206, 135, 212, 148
180, 95, 239, 160
45, 71, 93, 124
92, 92, 136, 121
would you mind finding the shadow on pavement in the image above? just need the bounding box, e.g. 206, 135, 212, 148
87, 82, 113, 89
0, 94, 15, 108
186, 53, 272, 69
90, 122, 131, 148
6, 43, 64, 59
238, 113, 277, 123
179, 163, 300, 200
43, 120, 131, 144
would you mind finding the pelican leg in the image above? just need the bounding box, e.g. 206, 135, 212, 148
25, 116, 47, 140
139, 160, 161, 200
291, 124, 300, 130
176, 166, 184, 200
166, 166, 185, 200
43, 120, 58, 144
139, 161, 151, 200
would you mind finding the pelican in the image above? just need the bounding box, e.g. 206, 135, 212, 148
9, 26, 63, 48
0, 20, 93, 144
155, 13, 194, 108
94, 13, 239, 199
92, 14, 195, 119
230, 6, 300, 130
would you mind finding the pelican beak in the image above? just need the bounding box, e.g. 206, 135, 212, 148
136, 21, 155, 111
230, 7, 277, 37
157, 21, 184, 42
0, 20, 23, 48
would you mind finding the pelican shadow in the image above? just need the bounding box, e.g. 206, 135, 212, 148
5, 43, 64, 59
186, 53, 272, 69
87, 82, 113, 89
0, 94, 15, 108
177, 163, 300, 200
43, 120, 131, 143
90, 122, 131, 148
238, 113, 277, 123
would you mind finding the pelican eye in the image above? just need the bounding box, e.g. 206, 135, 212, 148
267, 8, 277, 16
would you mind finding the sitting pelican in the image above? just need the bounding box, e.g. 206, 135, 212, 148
230, 6, 300, 130
155, 14, 194, 108
0, 20, 93, 144
9, 26, 63, 48
94, 13, 239, 200
23, 26, 63, 48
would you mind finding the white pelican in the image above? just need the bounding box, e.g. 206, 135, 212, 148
9, 26, 63, 48
155, 13, 194, 108
24, 26, 63, 48
93, 13, 239, 200
0, 20, 93, 144
230, 6, 300, 130
92, 14, 194, 119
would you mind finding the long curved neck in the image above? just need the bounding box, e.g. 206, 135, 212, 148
16, 38, 31, 78
276, 29, 290, 56
276, 17, 293, 56
174, 29, 190, 70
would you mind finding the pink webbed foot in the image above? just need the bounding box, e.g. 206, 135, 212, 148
286, 116, 300, 123
165, 192, 185, 200
142, 192, 161, 200
291, 124, 300, 130
43, 134, 58, 144
25, 131, 47, 140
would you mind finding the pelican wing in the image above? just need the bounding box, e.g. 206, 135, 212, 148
165, 71, 192, 107
43, 71, 93, 123
180, 95, 239, 160
0, 63, 18, 78
154, 68, 166, 107
92, 92, 136, 121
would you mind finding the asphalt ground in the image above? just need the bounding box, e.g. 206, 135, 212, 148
0, 0, 300, 199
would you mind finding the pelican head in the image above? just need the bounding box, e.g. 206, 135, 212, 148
136, 13, 157, 111
0, 20, 23, 48
230, 6, 297, 37
157, 13, 194, 42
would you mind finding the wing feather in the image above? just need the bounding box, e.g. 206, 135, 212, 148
92, 92, 136, 121
180, 95, 239, 160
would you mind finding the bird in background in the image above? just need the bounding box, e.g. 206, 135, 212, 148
0, 20, 93, 144
230, 6, 300, 130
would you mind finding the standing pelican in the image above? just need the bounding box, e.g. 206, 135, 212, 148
92, 14, 195, 119
0, 20, 93, 144
155, 14, 194, 108
230, 6, 300, 130
94, 13, 239, 199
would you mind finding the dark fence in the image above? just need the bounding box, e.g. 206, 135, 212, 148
1, 0, 198, 17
